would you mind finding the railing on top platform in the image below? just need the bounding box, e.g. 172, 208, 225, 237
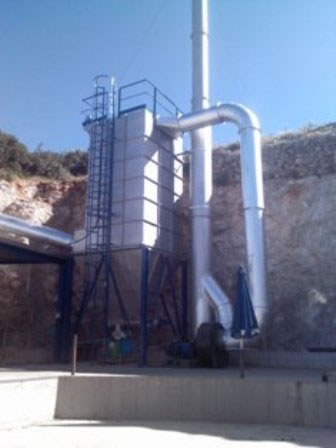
118, 79, 183, 120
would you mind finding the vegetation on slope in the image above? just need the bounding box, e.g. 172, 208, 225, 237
0, 130, 88, 181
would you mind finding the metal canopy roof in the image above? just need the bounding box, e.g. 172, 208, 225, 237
0, 238, 71, 265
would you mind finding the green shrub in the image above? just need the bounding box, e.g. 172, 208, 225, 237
0, 132, 31, 177
62, 150, 88, 176
0, 130, 88, 180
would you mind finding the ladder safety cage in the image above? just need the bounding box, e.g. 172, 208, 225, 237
75, 76, 131, 358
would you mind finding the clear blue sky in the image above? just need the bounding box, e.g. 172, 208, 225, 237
0, 0, 335, 151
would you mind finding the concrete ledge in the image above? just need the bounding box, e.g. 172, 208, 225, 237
55, 373, 336, 428
229, 350, 336, 370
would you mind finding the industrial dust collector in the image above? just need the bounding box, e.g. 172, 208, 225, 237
74, 79, 183, 253
74, 1, 267, 362
73, 78, 185, 343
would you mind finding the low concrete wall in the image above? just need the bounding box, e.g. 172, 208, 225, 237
55, 373, 336, 428
0, 377, 58, 428
229, 350, 336, 370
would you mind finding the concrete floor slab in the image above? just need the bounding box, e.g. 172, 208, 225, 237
0, 420, 336, 448
0, 378, 58, 428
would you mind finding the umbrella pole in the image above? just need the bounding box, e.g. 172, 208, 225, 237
240, 337, 245, 379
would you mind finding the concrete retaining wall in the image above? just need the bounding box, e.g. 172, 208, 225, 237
55, 374, 336, 428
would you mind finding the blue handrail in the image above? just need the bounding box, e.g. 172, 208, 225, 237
118, 79, 183, 119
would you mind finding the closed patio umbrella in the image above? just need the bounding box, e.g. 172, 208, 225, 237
231, 265, 259, 378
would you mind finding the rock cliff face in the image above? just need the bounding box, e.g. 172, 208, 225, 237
0, 178, 86, 230
1, 123, 336, 361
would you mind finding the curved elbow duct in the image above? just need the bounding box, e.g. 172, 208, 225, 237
0, 213, 74, 247
202, 274, 233, 339
157, 102, 268, 335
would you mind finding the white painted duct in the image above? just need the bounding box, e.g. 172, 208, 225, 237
157, 102, 268, 337
0, 213, 74, 247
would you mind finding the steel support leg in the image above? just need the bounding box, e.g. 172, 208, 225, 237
140, 247, 149, 366
54, 258, 74, 363
74, 255, 104, 334
181, 260, 188, 341
103, 254, 110, 359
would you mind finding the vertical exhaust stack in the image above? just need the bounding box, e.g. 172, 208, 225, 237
191, 0, 213, 334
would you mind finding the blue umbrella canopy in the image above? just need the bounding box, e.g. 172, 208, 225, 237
231, 266, 259, 339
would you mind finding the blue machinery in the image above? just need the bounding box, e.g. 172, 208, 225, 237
73, 78, 189, 366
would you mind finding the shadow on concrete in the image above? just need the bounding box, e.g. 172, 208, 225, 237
39, 420, 336, 448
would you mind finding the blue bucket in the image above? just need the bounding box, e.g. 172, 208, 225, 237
119, 338, 134, 355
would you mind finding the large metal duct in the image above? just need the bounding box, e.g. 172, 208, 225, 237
0, 213, 73, 247
157, 0, 268, 342
190, 0, 213, 333
157, 102, 268, 339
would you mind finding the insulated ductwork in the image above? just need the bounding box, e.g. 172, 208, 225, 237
190, 0, 213, 333
202, 274, 232, 333
0, 213, 74, 247
157, 102, 268, 338
157, 0, 268, 342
